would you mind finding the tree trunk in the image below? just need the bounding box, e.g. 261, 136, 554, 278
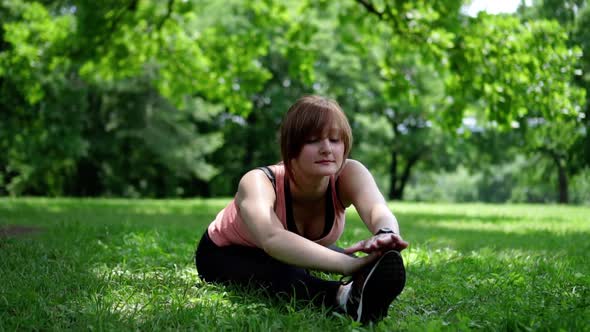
540, 147, 569, 204
192, 178, 211, 197
557, 160, 568, 204
389, 150, 399, 200
388, 149, 421, 200
397, 154, 420, 200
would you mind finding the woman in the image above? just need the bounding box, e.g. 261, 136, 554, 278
195, 95, 409, 324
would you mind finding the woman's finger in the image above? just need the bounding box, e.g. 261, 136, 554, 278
343, 240, 366, 254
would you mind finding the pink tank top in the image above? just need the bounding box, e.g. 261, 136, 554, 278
207, 164, 346, 247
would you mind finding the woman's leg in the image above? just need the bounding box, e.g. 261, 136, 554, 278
195, 231, 341, 308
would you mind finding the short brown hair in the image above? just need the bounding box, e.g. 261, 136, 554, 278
280, 95, 353, 181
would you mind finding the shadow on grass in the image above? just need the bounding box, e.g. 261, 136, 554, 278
406, 223, 589, 256
390, 211, 590, 256
395, 210, 583, 225
0, 219, 354, 330
386, 212, 590, 331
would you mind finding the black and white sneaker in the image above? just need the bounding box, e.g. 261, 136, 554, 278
345, 250, 406, 324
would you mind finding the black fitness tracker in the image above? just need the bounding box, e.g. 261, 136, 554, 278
375, 227, 396, 236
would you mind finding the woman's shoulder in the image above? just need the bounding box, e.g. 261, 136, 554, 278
337, 159, 377, 205
340, 159, 369, 178
237, 164, 283, 198
240, 164, 283, 180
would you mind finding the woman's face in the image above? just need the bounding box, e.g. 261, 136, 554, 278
291, 127, 345, 180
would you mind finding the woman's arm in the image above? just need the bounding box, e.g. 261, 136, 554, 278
235, 169, 376, 275
337, 159, 409, 253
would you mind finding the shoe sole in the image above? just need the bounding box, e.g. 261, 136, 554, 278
356, 250, 406, 324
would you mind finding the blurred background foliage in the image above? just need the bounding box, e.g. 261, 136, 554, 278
0, 0, 588, 204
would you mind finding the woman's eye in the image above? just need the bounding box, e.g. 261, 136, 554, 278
329, 137, 340, 143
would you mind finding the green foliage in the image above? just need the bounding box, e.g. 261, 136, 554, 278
352, 113, 394, 193
0, 2, 84, 195
570, 167, 590, 205
307, 0, 465, 199
450, 14, 585, 126
70, 0, 276, 114
513, 0, 589, 202
404, 166, 480, 203
75, 77, 225, 197
0, 0, 588, 201
0, 0, 295, 196
206, 1, 325, 195
0, 1, 73, 104
404, 155, 590, 204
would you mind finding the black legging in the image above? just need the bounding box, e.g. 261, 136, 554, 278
195, 231, 341, 308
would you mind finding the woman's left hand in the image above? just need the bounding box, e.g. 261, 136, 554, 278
343, 233, 409, 255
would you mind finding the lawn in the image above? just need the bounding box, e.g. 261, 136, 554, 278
1, 198, 588, 331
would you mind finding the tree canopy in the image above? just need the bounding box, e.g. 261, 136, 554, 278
1, 0, 588, 203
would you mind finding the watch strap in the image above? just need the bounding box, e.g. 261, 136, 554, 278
375, 227, 396, 236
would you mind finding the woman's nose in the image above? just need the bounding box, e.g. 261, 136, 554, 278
319, 139, 332, 153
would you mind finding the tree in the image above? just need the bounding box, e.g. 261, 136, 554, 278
519, 0, 590, 202
0, 0, 282, 196
347, 1, 585, 202
298, 0, 465, 200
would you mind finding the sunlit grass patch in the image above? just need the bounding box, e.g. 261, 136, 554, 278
1, 198, 589, 331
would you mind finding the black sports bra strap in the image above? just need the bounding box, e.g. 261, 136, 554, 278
256, 166, 276, 192
335, 176, 346, 208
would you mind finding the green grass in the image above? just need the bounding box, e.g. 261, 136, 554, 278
1, 198, 589, 331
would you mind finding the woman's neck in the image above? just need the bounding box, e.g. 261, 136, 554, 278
288, 175, 329, 203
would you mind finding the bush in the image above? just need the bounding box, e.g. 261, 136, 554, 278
404, 156, 588, 204
405, 166, 480, 202
570, 168, 590, 205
